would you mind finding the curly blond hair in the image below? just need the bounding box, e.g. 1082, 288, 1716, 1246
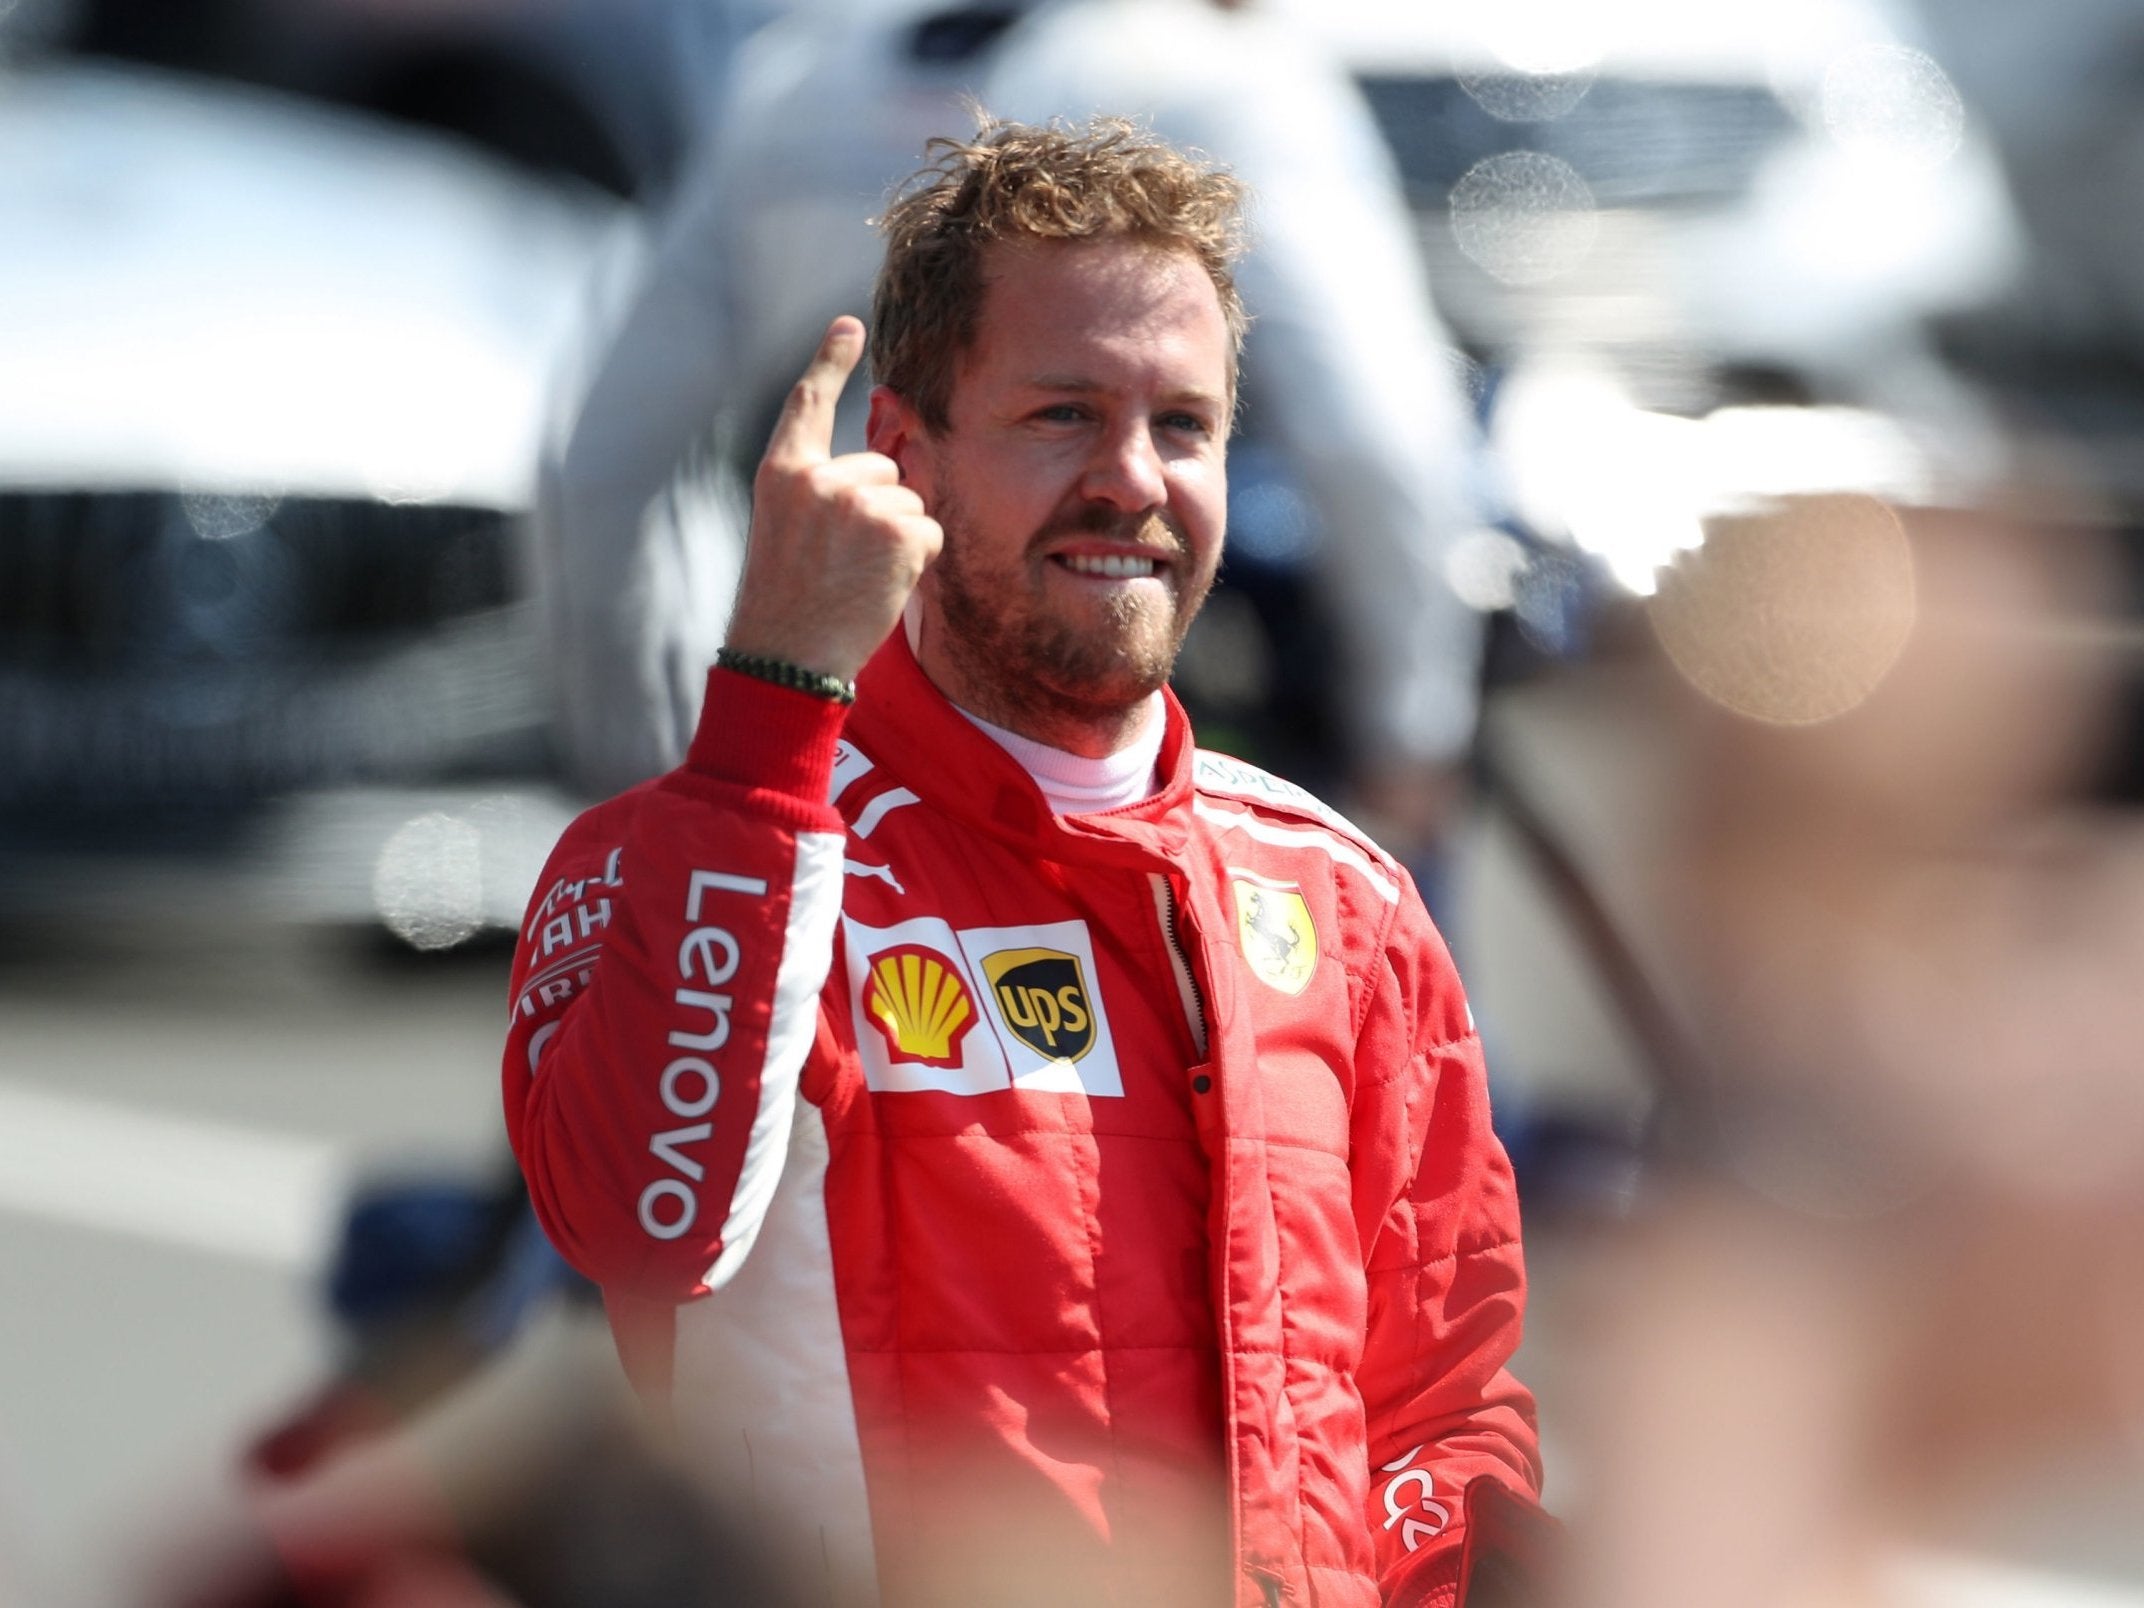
870, 116, 1248, 431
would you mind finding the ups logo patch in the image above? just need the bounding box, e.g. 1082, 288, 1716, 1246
842, 915, 1123, 1097
982, 947, 1095, 1064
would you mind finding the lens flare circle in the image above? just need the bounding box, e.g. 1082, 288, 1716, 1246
181, 490, 281, 542
1458, 69, 1594, 124
373, 812, 486, 952
1449, 151, 1599, 285
1820, 43, 1965, 169
1648, 493, 1916, 726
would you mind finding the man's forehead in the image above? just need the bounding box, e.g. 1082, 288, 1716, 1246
963, 237, 1232, 379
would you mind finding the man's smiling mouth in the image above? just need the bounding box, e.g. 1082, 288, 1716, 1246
1057, 553, 1162, 579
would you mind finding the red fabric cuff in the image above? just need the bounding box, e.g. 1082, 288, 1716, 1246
685, 665, 849, 805
1449, 1477, 1563, 1606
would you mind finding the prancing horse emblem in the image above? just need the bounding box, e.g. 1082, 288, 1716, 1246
1231, 878, 1317, 995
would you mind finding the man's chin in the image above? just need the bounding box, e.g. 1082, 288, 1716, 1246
930, 570, 1192, 735
1032, 642, 1180, 717
1037, 673, 1167, 719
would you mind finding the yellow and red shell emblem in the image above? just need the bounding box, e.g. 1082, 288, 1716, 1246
862, 944, 978, 1068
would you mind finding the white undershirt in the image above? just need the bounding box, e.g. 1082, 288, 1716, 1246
960, 697, 1166, 815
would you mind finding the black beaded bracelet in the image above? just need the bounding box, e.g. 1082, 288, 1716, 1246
714, 647, 857, 705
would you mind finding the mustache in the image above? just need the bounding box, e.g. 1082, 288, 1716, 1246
1032, 505, 1188, 558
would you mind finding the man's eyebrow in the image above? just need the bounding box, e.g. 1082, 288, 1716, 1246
1020, 374, 1226, 409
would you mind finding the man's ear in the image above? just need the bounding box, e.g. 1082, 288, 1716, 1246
866, 386, 929, 492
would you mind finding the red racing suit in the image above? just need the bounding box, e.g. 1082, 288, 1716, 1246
504, 634, 1540, 1607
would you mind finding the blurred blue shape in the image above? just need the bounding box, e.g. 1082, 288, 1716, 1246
327, 1175, 583, 1350
1225, 442, 1323, 570
327, 1178, 506, 1334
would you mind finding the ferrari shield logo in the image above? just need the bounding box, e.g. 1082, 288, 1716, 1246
1232, 877, 1317, 995
981, 946, 1095, 1063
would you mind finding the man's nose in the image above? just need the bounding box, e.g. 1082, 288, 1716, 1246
1081, 423, 1167, 512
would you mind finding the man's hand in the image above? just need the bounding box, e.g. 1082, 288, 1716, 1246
723, 316, 943, 682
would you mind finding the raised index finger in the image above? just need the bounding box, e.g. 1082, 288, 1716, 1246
763, 315, 866, 470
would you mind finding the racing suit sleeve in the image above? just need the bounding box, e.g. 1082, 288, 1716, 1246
1351, 891, 1542, 1607
503, 668, 849, 1303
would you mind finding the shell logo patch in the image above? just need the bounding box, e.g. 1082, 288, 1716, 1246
862, 943, 977, 1068
843, 915, 1125, 1096
981, 947, 1094, 1064
1232, 876, 1317, 995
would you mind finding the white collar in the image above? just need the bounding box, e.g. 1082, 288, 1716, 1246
959, 698, 1166, 815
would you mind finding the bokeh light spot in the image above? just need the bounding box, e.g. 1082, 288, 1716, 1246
1458, 69, 1595, 124
1648, 493, 1916, 726
1820, 43, 1965, 169
1445, 529, 1532, 612
373, 812, 486, 952
181, 490, 281, 542
1449, 152, 1599, 285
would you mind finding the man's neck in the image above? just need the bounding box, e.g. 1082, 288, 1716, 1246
959, 702, 1166, 814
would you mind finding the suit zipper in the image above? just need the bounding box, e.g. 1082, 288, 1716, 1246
1149, 872, 1208, 1058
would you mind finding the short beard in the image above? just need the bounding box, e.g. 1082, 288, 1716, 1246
929, 495, 1211, 745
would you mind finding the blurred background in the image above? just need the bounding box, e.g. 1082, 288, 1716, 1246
5, 0, 2144, 1602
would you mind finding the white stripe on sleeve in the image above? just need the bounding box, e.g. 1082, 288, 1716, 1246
705, 828, 846, 1288
851, 787, 919, 839
674, 1102, 879, 1604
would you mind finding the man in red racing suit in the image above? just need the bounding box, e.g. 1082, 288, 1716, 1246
504, 119, 1539, 1606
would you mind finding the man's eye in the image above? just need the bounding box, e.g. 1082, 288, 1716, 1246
1035, 404, 1087, 423
1160, 412, 1212, 435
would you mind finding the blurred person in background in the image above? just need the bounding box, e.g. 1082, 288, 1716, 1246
135, 1302, 818, 1607
536, 0, 1485, 892
1530, 14, 2144, 1597
506, 118, 1541, 1605
1550, 479, 2144, 1608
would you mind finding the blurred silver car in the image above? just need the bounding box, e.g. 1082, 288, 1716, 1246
0, 61, 625, 930
0, 63, 621, 823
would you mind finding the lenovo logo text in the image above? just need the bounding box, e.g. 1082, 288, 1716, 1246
640, 868, 769, 1242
